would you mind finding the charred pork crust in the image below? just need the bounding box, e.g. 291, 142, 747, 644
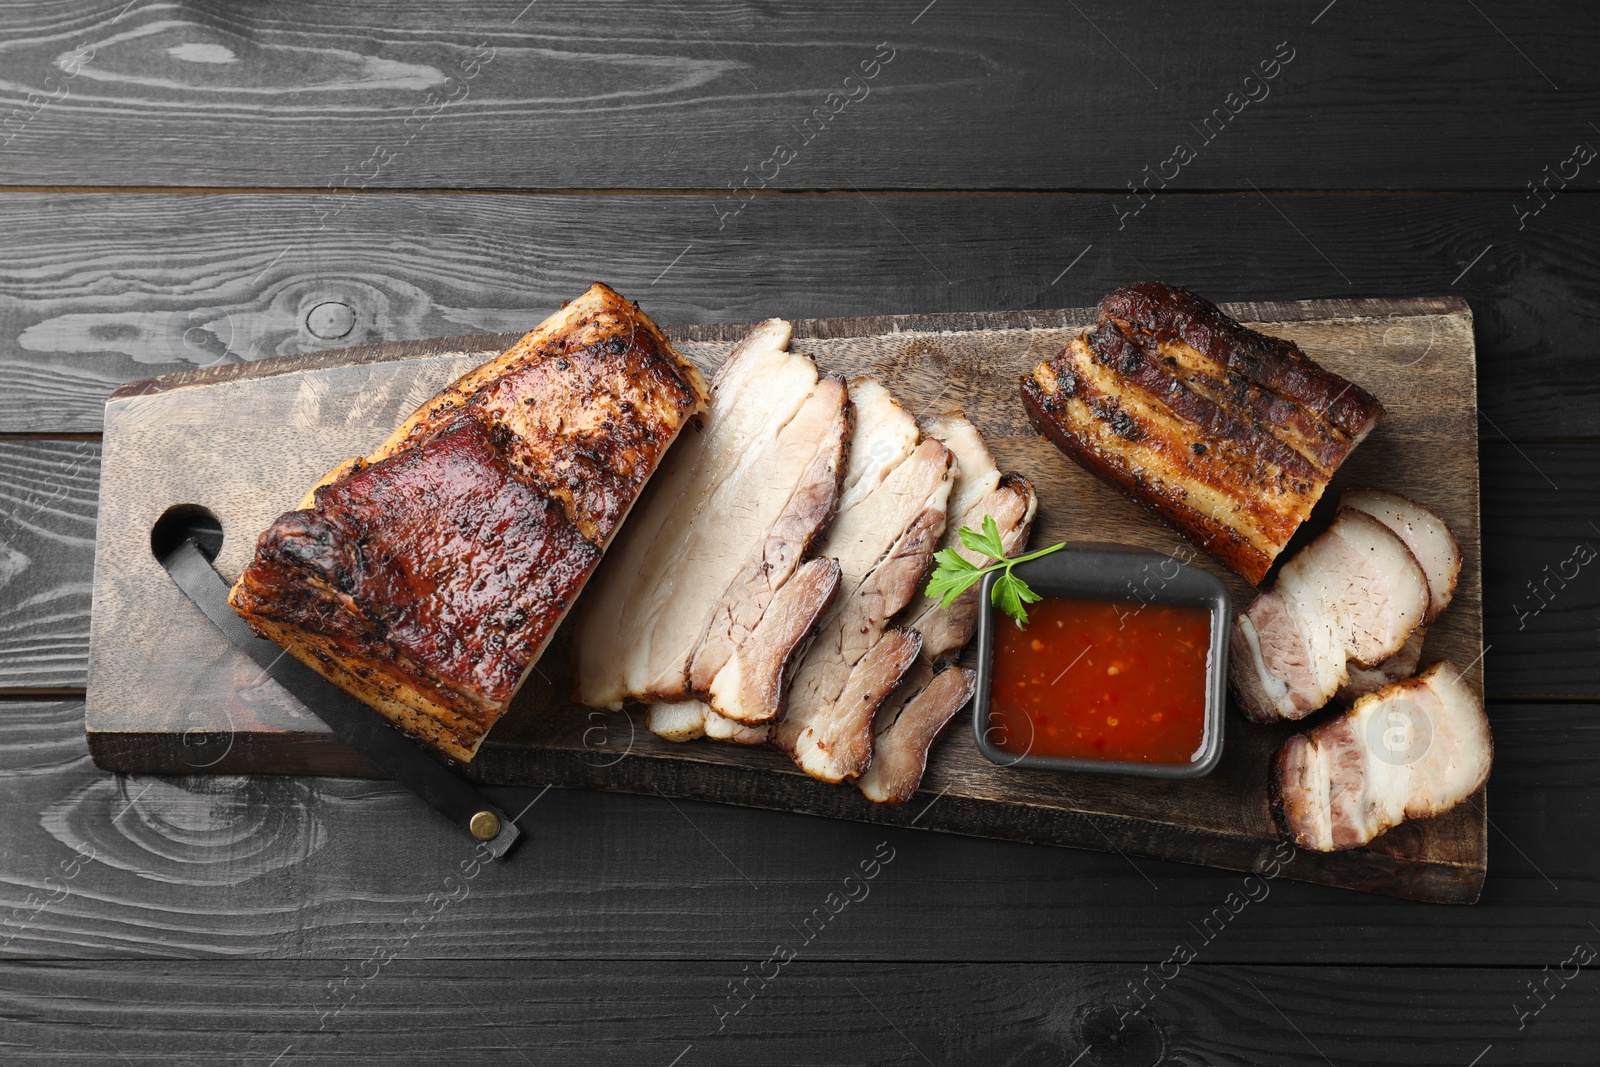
1022, 282, 1385, 584
230, 283, 705, 761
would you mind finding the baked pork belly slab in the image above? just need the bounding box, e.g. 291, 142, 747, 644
230, 283, 707, 761
775, 380, 955, 783
1272, 661, 1492, 852
858, 414, 1038, 804
1022, 282, 1384, 584
1230, 507, 1431, 723
573, 319, 851, 733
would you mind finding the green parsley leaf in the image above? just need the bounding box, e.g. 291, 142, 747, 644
921, 519, 1067, 628
992, 572, 1030, 625
957, 514, 1006, 560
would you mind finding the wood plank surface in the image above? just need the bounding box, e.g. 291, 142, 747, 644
82, 298, 1485, 902
3, 699, 1593, 965
0, 960, 1589, 1066
0, 2, 1589, 191
7, 439, 1596, 700
0, 192, 1595, 434
0, 440, 98, 689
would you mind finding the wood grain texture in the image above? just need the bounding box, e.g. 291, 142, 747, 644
0, 2, 1590, 191
0, 440, 98, 688
0, 191, 1595, 433
82, 299, 1485, 902
0, 960, 1590, 1066
2, 699, 1593, 964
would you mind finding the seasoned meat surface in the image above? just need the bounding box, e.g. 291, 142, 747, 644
231, 283, 705, 761
1022, 282, 1384, 583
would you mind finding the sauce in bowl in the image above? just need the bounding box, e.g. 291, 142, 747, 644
987, 597, 1211, 766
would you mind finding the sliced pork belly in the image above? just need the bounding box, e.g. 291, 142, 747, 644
573, 320, 850, 726
1272, 661, 1493, 851
858, 662, 976, 804
1023, 283, 1384, 584
775, 382, 955, 783
1231, 507, 1431, 723
853, 414, 1039, 803
1341, 488, 1461, 622
923, 412, 1003, 523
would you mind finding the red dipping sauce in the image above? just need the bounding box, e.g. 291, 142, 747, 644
988, 597, 1211, 766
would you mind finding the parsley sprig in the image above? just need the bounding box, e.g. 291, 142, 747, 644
924, 515, 1066, 627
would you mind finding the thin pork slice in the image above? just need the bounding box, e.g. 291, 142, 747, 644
775, 381, 955, 783
858, 662, 977, 804
855, 413, 1038, 804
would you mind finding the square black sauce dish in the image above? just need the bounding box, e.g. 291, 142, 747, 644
971, 544, 1230, 779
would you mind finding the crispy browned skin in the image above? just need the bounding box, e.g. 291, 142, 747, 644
1022, 283, 1384, 584
230, 283, 707, 761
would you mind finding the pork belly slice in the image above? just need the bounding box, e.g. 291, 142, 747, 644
1022, 282, 1384, 584
230, 283, 706, 761
858, 662, 976, 805
1341, 488, 1461, 622
572, 319, 851, 726
1271, 661, 1493, 852
853, 414, 1039, 804
776, 381, 955, 783
1230, 507, 1431, 723
645, 557, 841, 743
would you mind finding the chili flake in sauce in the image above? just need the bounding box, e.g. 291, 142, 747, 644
987, 597, 1211, 765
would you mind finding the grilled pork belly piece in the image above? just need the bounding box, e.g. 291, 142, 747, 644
1272, 661, 1492, 851
230, 283, 706, 761
1230, 507, 1431, 723
857, 415, 1038, 804
572, 320, 851, 727
1022, 282, 1384, 583
775, 380, 955, 783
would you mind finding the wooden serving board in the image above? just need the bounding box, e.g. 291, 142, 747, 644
86, 298, 1485, 902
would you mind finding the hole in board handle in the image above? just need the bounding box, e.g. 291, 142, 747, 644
151, 504, 224, 564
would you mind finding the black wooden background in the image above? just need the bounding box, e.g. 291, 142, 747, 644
2, 2, 1597, 1063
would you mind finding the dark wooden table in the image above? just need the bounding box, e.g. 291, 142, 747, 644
2, 3, 1597, 1063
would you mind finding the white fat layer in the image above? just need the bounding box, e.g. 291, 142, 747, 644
647, 701, 707, 741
